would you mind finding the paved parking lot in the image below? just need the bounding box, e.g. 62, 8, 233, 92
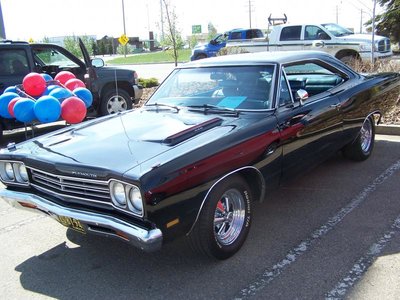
0, 133, 399, 299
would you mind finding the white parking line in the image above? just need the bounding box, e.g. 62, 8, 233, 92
235, 159, 400, 299
325, 214, 400, 299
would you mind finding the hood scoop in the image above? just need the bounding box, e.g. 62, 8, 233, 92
164, 117, 223, 145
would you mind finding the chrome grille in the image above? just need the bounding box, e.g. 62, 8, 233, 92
28, 167, 111, 203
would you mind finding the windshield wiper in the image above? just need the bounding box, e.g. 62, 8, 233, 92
186, 104, 239, 116
145, 103, 180, 112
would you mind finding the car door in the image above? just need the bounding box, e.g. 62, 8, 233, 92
0, 47, 32, 93
302, 25, 335, 56
30, 43, 87, 81
275, 63, 344, 182
277, 25, 304, 52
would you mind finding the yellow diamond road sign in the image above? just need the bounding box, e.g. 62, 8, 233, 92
118, 34, 129, 46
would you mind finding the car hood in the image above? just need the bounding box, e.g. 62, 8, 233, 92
337, 33, 388, 43
9, 109, 238, 176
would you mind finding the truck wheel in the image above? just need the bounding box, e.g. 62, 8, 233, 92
196, 54, 207, 60
188, 174, 252, 260
343, 117, 375, 161
100, 89, 132, 115
339, 55, 360, 66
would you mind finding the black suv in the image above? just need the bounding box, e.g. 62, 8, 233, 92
0, 39, 143, 134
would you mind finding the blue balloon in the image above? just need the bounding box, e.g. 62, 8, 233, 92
49, 87, 72, 101
13, 98, 36, 123
34, 96, 61, 123
41, 73, 53, 82
43, 85, 59, 96
4, 86, 18, 94
73, 87, 93, 108
0, 92, 19, 118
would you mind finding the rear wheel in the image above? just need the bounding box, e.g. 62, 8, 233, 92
100, 89, 132, 115
343, 117, 375, 161
188, 175, 252, 260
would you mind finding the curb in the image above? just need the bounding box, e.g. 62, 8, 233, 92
376, 124, 400, 136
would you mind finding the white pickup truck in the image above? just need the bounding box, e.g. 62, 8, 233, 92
227, 23, 392, 63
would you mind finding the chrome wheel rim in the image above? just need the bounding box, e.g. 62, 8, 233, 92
107, 95, 127, 114
360, 119, 372, 153
214, 188, 246, 246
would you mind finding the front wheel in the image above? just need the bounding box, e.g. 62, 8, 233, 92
343, 116, 375, 161
100, 89, 132, 115
188, 174, 252, 260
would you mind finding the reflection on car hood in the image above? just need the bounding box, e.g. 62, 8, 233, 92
12, 109, 234, 174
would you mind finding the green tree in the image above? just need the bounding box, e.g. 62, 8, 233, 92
207, 22, 218, 41
63, 35, 95, 58
161, 0, 184, 66
366, 0, 400, 46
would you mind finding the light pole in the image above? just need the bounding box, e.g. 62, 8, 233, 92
0, 0, 6, 39
122, 0, 127, 57
371, 0, 377, 64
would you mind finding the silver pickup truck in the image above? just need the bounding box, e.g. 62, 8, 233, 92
227, 23, 392, 63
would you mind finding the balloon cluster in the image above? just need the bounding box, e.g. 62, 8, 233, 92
0, 71, 93, 124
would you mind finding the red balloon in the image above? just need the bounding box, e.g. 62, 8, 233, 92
8, 97, 21, 118
55, 71, 76, 85
61, 97, 86, 124
22, 73, 46, 97
65, 78, 86, 91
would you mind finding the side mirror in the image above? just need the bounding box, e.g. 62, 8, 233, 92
295, 89, 309, 106
91, 58, 104, 68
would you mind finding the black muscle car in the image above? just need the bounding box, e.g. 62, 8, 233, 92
0, 51, 399, 260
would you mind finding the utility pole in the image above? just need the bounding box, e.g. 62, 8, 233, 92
160, 0, 164, 41
371, 0, 377, 64
0, 0, 6, 39
122, 0, 127, 57
360, 9, 363, 33
248, 0, 252, 28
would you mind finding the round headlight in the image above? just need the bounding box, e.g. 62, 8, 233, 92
5, 163, 14, 180
128, 186, 143, 213
16, 164, 29, 183
111, 182, 126, 206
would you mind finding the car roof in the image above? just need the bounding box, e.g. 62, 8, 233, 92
182, 50, 338, 68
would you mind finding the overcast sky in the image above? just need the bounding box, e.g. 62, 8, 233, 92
1, 0, 380, 41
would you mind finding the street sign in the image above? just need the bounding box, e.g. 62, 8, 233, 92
192, 25, 202, 34
118, 34, 129, 46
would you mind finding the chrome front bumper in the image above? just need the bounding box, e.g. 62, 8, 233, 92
0, 189, 162, 252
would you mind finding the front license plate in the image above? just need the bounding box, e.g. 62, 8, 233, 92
56, 215, 86, 234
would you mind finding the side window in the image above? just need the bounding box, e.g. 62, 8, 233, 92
285, 62, 346, 98
230, 32, 242, 40
279, 72, 292, 106
280, 26, 302, 41
0, 49, 29, 76
305, 26, 331, 40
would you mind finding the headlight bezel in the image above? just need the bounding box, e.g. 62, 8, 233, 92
0, 161, 30, 185
109, 179, 144, 217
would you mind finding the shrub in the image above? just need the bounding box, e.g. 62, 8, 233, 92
139, 77, 159, 88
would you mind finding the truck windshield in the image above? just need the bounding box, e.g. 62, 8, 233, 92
147, 65, 275, 111
322, 23, 354, 37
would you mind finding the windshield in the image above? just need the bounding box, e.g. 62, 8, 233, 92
147, 65, 275, 111
321, 23, 354, 37
33, 48, 80, 68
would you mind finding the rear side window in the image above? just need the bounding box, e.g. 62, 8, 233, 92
280, 26, 302, 41
230, 32, 242, 39
0, 49, 29, 76
246, 29, 264, 39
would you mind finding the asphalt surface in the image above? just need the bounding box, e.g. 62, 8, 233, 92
0, 132, 400, 299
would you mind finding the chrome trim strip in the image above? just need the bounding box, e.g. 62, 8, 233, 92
0, 189, 162, 252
